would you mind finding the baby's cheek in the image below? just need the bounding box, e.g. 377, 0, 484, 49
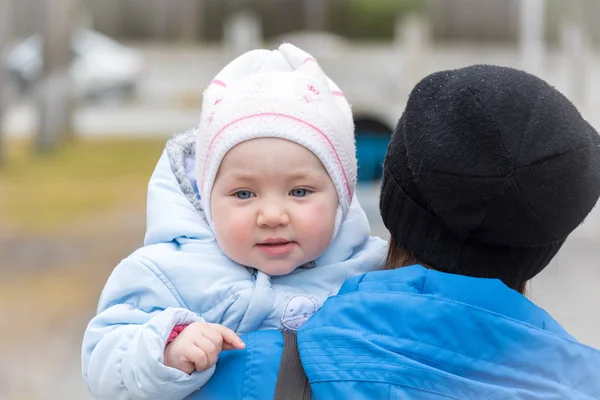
300, 203, 336, 238
215, 213, 250, 252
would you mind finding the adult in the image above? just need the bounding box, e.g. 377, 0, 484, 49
198, 64, 600, 399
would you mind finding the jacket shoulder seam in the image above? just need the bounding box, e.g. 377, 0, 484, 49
131, 254, 191, 309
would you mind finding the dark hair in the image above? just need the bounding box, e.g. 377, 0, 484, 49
383, 237, 426, 271
384, 237, 527, 295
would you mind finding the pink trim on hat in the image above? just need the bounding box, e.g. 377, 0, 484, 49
202, 112, 352, 199
302, 57, 317, 65
210, 79, 227, 87
332, 91, 344, 97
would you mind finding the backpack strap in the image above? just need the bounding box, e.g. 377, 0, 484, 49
274, 330, 312, 400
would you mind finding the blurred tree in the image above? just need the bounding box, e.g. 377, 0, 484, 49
329, 0, 424, 40
153, 0, 170, 39
519, 0, 546, 73
89, 0, 122, 38
429, 0, 517, 43
176, 0, 204, 42
36, 0, 75, 153
0, 0, 11, 165
304, 0, 327, 31
223, 0, 262, 53
256, 0, 301, 39
562, 0, 588, 106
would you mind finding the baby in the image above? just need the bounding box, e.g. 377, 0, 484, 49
82, 43, 387, 400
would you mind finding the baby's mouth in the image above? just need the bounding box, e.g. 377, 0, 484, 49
256, 239, 295, 256
258, 238, 292, 246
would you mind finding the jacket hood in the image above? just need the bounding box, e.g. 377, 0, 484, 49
144, 129, 383, 268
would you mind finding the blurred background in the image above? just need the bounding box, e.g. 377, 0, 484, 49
0, 0, 598, 398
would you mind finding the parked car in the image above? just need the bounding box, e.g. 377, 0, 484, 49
7, 29, 145, 101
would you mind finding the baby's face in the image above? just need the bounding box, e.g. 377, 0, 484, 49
211, 138, 338, 275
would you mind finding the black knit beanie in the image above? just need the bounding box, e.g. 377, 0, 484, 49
380, 65, 600, 289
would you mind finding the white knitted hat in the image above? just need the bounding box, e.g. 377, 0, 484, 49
196, 43, 356, 224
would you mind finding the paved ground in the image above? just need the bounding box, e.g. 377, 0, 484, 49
0, 210, 144, 400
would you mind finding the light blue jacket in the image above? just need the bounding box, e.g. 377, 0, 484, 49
81, 131, 387, 400
196, 265, 600, 399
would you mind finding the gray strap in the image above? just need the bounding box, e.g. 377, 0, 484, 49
274, 331, 312, 400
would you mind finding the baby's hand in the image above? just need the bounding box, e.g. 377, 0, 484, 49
164, 321, 245, 374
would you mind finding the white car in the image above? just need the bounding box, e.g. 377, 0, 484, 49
7, 29, 145, 100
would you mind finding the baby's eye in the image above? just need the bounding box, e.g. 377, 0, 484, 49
235, 190, 255, 199
290, 188, 310, 197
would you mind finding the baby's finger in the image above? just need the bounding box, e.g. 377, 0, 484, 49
185, 344, 209, 372
207, 323, 245, 350
193, 335, 220, 369
199, 326, 224, 350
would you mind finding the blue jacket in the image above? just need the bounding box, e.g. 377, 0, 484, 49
81, 131, 387, 400
197, 330, 285, 399
197, 265, 600, 399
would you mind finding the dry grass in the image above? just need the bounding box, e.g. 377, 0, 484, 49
0, 138, 164, 347
0, 139, 167, 400
0, 138, 167, 232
